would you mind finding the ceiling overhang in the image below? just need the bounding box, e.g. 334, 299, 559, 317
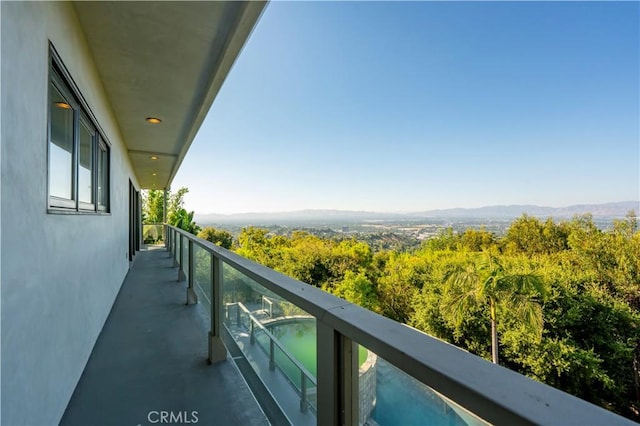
72, 1, 266, 189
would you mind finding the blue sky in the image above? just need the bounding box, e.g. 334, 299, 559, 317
172, 1, 639, 214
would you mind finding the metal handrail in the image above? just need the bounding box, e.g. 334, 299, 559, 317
231, 301, 317, 413
166, 224, 635, 426
235, 301, 318, 388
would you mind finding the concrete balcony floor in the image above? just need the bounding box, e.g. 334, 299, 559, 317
61, 246, 269, 426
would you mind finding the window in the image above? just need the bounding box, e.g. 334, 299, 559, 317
48, 47, 110, 213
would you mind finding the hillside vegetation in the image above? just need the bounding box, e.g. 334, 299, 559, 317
199, 212, 639, 420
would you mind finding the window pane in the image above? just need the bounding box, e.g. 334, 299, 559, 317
49, 83, 74, 200
78, 120, 93, 204
97, 141, 109, 209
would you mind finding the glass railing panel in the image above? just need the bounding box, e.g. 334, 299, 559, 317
174, 233, 179, 263
274, 343, 302, 388
182, 236, 189, 279
174, 231, 178, 262
174, 232, 180, 263
222, 262, 317, 425
304, 366, 317, 414
357, 343, 489, 426
193, 245, 211, 312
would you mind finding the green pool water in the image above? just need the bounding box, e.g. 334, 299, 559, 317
255, 319, 367, 390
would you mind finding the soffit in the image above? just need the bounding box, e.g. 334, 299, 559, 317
72, 1, 266, 189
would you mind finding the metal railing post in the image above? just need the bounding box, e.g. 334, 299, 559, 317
208, 255, 226, 364
250, 320, 255, 345
269, 338, 275, 371
317, 323, 358, 426
186, 240, 197, 305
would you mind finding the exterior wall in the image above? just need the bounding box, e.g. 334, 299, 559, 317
1, 2, 139, 424
359, 351, 377, 426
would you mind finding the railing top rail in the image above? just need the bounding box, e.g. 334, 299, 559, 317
166, 225, 634, 426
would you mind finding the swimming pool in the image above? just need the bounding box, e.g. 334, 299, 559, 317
258, 317, 482, 425
260, 319, 367, 373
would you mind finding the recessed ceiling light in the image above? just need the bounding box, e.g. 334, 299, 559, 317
152, 173, 157, 176
146, 117, 162, 124
54, 102, 72, 109
150, 156, 158, 160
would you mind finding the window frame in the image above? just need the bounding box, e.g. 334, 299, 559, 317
47, 44, 111, 215
97, 136, 110, 212
77, 111, 96, 211
48, 73, 78, 210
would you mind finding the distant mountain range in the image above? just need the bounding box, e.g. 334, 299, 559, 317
195, 209, 406, 225
195, 201, 639, 225
411, 201, 639, 219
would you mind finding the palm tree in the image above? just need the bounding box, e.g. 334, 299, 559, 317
442, 253, 546, 364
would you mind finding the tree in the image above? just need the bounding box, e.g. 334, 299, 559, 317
328, 239, 373, 279
330, 270, 379, 312
613, 210, 638, 238
142, 190, 164, 224
442, 253, 546, 364
167, 187, 189, 224
236, 227, 283, 269
170, 208, 200, 235
460, 228, 496, 252
198, 227, 233, 249
142, 187, 191, 225
377, 252, 428, 323
423, 227, 459, 251
280, 232, 332, 288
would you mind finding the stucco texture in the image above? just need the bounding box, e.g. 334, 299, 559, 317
1, 2, 138, 424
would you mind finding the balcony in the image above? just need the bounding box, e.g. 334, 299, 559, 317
60, 245, 269, 426
63, 225, 634, 426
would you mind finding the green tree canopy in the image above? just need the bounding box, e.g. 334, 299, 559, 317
198, 227, 233, 249
170, 208, 200, 235
503, 214, 569, 255
142, 190, 164, 224
142, 187, 200, 234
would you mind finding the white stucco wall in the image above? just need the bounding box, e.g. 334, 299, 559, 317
1, 2, 139, 424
